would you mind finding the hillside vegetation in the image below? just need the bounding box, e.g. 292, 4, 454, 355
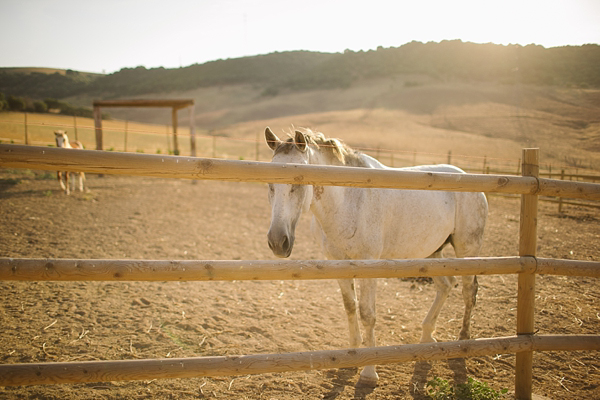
2, 41, 600, 101
1, 41, 599, 172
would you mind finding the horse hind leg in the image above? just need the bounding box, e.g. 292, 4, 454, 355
69, 172, 77, 194
453, 239, 479, 340
356, 278, 379, 387
452, 193, 487, 340
459, 275, 478, 340
420, 250, 455, 343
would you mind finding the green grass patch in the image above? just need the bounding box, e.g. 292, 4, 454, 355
426, 377, 509, 399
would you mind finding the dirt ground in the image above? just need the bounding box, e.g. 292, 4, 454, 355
0, 171, 599, 399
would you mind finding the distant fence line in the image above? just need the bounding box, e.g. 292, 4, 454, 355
2, 114, 600, 214
1, 111, 598, 178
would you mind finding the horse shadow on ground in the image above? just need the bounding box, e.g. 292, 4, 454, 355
409, 358, 468, 399
321, 357, 467, 399
322, 367, 375, 400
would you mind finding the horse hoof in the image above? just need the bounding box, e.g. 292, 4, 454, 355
459, 332, 470, 340
356, 375, 378, 388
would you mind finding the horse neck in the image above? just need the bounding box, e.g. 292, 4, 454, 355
56, 137, 70, 148
306, 147, 347, 226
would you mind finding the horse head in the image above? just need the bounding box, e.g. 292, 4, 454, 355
54, 130, 69, 148
265, 127, 313, 258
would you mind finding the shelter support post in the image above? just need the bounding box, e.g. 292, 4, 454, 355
189, 105, 196, 157
172, 107, 179, 155
515, 148, 539, 399
24, 113, 29, 145
93, 106, 103, 151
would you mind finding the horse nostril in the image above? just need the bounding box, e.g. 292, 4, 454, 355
281, 236, 290, 253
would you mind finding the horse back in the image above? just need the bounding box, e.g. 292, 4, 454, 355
70, 141, 84, 150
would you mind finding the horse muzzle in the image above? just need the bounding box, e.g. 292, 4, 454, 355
267, 230, 294, 258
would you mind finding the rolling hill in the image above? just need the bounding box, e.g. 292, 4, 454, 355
1, 41, 599, 171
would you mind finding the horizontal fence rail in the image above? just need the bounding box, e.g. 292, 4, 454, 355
2, 257, 600, 282
1, 335, 598, 387
1, 144, 599, 200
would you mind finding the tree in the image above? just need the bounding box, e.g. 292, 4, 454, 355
33, 101, 48, 113
7, 95, 26, 111
0, 93, 8, 111
44, 98, 61, 110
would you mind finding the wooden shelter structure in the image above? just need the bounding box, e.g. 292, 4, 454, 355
93, 99, 196, 156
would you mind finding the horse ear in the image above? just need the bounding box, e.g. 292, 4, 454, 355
265, 127, 282, 151
327, 139, 346, 164
294, 130, 308, 152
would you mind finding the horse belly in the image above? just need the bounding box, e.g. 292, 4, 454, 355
380, 191, 456, 259
311, 188, 455, 260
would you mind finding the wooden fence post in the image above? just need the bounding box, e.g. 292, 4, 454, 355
515, 148, 539, 399
558, 170, 565, 213
23, 113, 29, 145
124, 120, 128, 152
165, 125, 172, 155
189, 105, 196, 157
93, 106, 103, 151
73, 116, 79, 141
171, 108, 180, 155
212, 135, 217, 158
255, 130, 260, 161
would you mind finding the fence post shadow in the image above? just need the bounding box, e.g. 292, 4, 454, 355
446, 357, 468, 384
409, 360, 433, 399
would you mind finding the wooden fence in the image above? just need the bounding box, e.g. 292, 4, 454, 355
1, 143, 599, 399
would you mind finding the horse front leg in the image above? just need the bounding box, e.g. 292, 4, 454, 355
57, 172, 67, 193
357, 278, 379, 387
65, 171, 71, 195
337, 279, 362, 348
78, 172, 85, 192
69, 172, 76, 194
420, 275, 454, 343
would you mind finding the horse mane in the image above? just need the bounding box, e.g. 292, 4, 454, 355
276, 127, 368, 167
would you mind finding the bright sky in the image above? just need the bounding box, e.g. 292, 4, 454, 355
1, 0, 599, 74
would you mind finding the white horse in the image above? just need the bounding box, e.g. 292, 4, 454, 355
54, 130, 86, 195
264, 127, 488, 387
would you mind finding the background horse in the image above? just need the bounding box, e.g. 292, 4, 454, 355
54, 130, 86, 195
264, 127, 488, 387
